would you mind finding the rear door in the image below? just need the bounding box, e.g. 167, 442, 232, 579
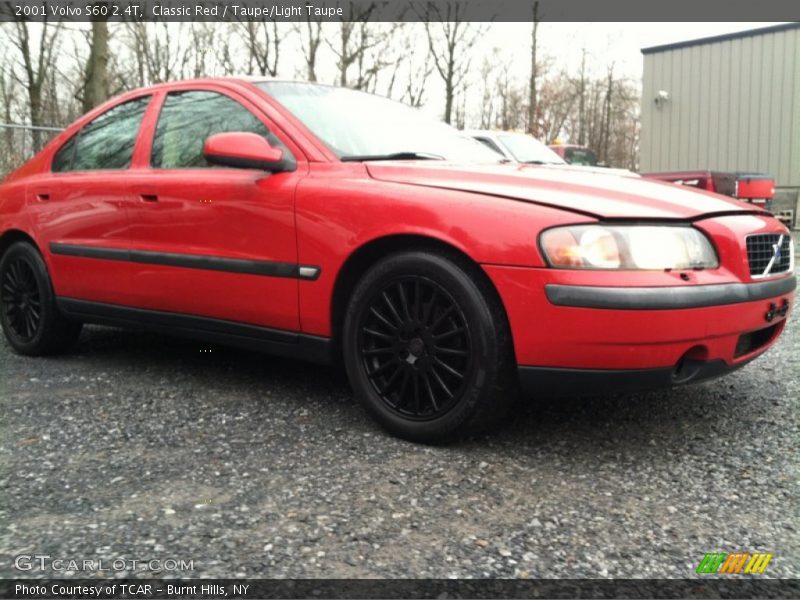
33, 96, 151, 305
124, 87, 303, 333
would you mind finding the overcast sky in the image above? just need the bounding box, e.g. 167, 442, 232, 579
482, 22, 788, 82
3, 20, 789, 132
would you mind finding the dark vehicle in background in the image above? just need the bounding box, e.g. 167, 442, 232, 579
548, 144, 599, 166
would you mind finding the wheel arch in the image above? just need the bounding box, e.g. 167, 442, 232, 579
0, 229, 40, 258
329, 233, 514, 362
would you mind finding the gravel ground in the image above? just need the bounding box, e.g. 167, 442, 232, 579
1, 278, 798, 581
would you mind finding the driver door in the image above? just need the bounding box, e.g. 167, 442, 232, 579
124, 89, 302, 333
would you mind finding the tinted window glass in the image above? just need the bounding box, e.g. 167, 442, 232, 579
564, 148, 598, 166
54, 97, 149, 172
151, 91, 270, 168
52, 136, 77, 172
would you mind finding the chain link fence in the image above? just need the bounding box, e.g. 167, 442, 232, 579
0, 124, 64, 179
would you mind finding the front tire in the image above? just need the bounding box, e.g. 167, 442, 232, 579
343, 250, 517, 443
0, 241, 82, 356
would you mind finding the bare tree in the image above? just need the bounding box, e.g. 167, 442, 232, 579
421, 2, 484, 124
0, 58, 22, 171
122, 23, 193, 87
527, 0, 539, 136
240, 20, 285, 77
83, 12, 110, 112
495, 62, 526, 131
602, 64, 614, 162
7, 19, 62, 150
326, 5, 401, 91
296, 18, 323, 82
188, 23, 218, 78
576, 48, 587, 145
385, 27, 432, 107
478, 53, 498, 128
536, 71, 577, 143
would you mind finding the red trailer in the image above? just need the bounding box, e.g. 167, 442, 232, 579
642, 170, 776, 207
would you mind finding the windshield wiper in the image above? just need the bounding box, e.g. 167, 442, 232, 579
341, 151, 445, 162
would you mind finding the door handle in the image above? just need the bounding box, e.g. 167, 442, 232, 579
35, 192, 50, 201
139, 193, 159, 202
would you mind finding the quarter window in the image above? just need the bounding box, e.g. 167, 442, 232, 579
151, 91, 270, 169
52, 96, 150, 172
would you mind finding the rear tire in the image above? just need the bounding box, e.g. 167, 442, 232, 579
0, 241, 82, 356
343, 250, 517, 443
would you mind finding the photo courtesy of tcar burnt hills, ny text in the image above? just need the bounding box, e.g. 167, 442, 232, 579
0, 2, 798, 599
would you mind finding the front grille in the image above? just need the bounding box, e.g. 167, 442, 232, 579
746, 233, 792, 277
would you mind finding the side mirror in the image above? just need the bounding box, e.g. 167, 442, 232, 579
203, 132, 289, 172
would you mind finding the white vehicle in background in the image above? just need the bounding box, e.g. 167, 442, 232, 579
466, 130, 565, 164
466, 130, 637, 177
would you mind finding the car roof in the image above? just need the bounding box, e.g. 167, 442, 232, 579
116, 76, 336, 99
465, 130, 541, 140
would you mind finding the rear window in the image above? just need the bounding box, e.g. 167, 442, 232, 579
53, 96, 150, 172
564, 148, 598, 166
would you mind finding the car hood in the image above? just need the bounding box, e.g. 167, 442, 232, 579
365, 162, 758, 220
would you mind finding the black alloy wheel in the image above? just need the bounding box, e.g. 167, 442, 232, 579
359, 276, 473, 420
343, 250, 517, 443
2, 257, 42, 342
0, 241, 82, 355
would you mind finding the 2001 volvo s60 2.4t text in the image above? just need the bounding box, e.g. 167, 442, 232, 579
0, 78, 794, 442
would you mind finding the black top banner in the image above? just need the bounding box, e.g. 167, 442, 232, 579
1, 0, 799, 22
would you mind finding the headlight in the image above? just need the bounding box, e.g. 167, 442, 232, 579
540, 225, 719, 270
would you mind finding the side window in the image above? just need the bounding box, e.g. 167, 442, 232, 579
53, 96, 150, 172
151, 91, 270, 169
52, 136, 77, 172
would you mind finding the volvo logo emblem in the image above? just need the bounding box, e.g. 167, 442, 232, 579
761, 235, 785, 277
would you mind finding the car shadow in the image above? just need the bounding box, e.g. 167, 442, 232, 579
47, 323, 785, 456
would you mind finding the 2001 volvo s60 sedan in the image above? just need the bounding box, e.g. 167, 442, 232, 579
0, 78, 795, 442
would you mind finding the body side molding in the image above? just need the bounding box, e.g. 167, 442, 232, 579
49, 243, 321, 280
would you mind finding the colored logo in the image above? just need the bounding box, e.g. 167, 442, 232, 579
696, 552, 773, 575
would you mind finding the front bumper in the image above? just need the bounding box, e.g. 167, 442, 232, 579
483, 265, 795, 394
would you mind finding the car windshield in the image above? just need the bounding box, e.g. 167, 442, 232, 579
497, 133, 565, 164
258, 81, 502, 162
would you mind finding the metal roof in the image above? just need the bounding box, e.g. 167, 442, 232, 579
641, 22, 800, 55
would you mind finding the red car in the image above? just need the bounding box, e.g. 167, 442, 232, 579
0, 78, 795, 442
